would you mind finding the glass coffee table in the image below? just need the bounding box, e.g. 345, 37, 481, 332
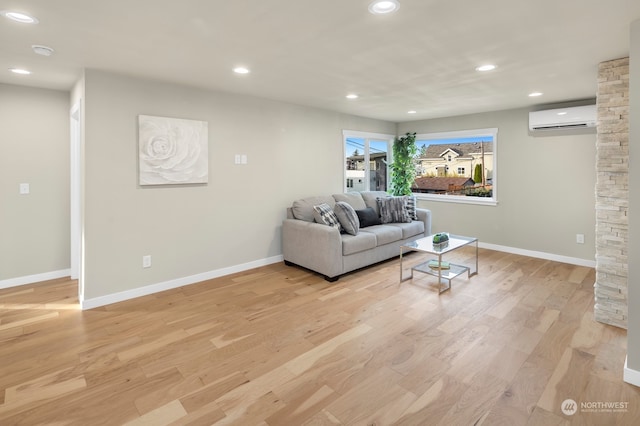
400, 234, 478, 293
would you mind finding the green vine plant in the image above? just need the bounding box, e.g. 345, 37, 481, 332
390, 132, 417, 196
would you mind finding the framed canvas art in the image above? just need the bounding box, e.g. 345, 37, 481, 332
138, 115, 208, 185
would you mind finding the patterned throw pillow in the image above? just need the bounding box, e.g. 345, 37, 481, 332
404, 195, 418, 220
376, 196, 412, 224
333, 201, 360, 235
313, 203, 343, 231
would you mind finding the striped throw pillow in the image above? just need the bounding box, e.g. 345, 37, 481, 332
334, 201, 360, 235
404, 195, 418, 220
376, 196, 412, 224
312, 203, 343, 231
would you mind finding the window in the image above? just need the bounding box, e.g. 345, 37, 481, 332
343, 130, 394, 193
413, 128, 497, 205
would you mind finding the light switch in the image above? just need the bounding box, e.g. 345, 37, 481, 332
241, 154, 247, 164
234, 154, 241, 164
19, 183, 30, 194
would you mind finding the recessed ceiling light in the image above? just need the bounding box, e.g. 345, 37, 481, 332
475, 64, 496, 72
529, 92, 543, 97
2, 11, 38, 24
557, 111, 568, 115
346, 94, 358, 99
408, 110, 417, 114
9, 68, 31, 75
368, 0, 400, 14
32, 45, 54, 56
233, 67, 250, 74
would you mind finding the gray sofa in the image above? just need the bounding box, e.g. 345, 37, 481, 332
282, 191, 432, 281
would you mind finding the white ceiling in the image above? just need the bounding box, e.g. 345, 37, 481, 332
1, 0, 639, 122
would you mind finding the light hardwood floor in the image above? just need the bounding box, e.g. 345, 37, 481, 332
1, 248, 639, 425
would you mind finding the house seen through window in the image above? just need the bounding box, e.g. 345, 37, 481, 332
413, 128, 497, 204
343, 128, 496, 205
343, 130, 394, 192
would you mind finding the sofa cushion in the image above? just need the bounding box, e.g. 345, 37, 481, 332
312, 203, 343, 231
359, 224, 403, 246
356, 207, 381, 228
292, 196, 335, 222
377, 196, 411, 224
342, 232, 377, 255
387, 221, 425, 239
332, 192, 367, 210
334, 201, 360, 235
360, 191, 389, 216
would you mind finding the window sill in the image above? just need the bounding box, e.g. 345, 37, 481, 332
415, 193, 498, 206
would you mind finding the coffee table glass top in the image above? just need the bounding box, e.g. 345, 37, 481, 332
402, 234, 477, 254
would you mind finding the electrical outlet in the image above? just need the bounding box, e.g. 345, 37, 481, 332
576, 234, 585, 244
142, 255, 152, 268
19, 183, 30, 194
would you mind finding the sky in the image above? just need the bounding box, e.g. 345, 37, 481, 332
346, 136, 493, 157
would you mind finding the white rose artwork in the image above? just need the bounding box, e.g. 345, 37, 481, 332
138, 115, 208, 185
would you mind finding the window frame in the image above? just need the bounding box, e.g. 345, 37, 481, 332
414, 128, 498, 206
342, 130, 394, 193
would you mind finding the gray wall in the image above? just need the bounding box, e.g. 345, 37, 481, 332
82, 70, 395, 300
0, 84, 70, 281
398, 106, 596, 261
627, 19, 640, 373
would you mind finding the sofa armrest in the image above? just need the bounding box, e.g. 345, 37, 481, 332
282, 219, 343, 279
416, 208, 432, 236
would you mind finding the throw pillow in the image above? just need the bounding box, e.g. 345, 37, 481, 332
333, 201, 360, 235
312, 203, 343, 231
377, 196, 411, 224
355, 207, 381, 228
404, 195, 418, 220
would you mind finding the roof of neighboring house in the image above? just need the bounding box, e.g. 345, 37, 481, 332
412, 177, 475, 191
419, 142, 493, 160
347, 151, 387, 161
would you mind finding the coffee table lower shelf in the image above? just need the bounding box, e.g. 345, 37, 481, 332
411, 260, 471, 293
400, 234, 478, 293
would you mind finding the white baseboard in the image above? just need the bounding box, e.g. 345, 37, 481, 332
81, 255, 284, 310
4, 244, 593, 310
479, 242, 596, 268
624, 356, 640, 387
0, 269, 71, 290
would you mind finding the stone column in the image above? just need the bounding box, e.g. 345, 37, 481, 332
595, 57, 629, 329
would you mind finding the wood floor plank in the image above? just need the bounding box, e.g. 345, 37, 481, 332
395, 374, 468, 425
124, 399, 187, 426
437, 372, 509, 426
284, 324, 372, 376
265, 383, 338, 425
526, 406, 569, 426
481, 357, 555, 426
324, 367, 405, 424
537, 348, 595, 414
0, 249, 635, 425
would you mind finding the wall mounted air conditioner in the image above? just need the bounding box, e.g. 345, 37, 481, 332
529, 104, 596, 132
